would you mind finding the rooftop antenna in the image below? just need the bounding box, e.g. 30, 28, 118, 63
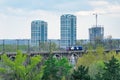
93, 13, 98, 27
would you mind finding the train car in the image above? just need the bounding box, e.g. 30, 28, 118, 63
67, 46, 83, 51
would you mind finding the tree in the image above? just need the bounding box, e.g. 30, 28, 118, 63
57, 57, 72, 79
102, 56, 120, 80
42, 55, 58, 80
76, 46, 119, 79
42, 55, 72, 80
89, 60, 105, 79
0, 51, 44, 80
76, 46, 105, 67
71, 65, 91, 80
39, 42, 49, 51
49, 42, 59, 52
95, 56, 120, 80
76, 49, 96, 67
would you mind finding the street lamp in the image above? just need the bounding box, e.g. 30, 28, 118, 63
2, 40, 5, 53
27, 40, 30, 53
16, 39, 19, 51
58, 39, 60, 51
49, 40, 52, 53
38, 40, 41, 51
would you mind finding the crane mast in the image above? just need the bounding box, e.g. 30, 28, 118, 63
93, 13, 98, 27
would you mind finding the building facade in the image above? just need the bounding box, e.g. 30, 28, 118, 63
89, 25, 104, 41
60, 14, 76, 48
31, 20, 47, 46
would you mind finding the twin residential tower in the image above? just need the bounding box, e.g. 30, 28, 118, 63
31, 20, 47, 46
60, 14, 76, 48
31, 14, 76, 48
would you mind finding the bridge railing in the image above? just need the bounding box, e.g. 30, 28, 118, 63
0, 39, 120, 53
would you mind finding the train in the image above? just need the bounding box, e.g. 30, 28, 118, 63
66, 46, 83, 51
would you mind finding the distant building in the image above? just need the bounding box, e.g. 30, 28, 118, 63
0, 39, 30, 45
31, 20, 47, 46
89, 25, 104, 41
60, 14, 76, 48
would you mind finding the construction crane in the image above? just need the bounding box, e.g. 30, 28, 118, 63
93, 13, 98, 27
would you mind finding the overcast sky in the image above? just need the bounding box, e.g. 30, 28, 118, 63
0, 0, 120, 39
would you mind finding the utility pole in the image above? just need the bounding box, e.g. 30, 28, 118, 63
38, 40, 41, 51
58, 39, 60, 51
49, 40, 52, 53
16, 39, 19, 51
27, 40, 30, 53
2, 40, 5, 54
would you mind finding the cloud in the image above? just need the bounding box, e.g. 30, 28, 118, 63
76, 0, 120, 17
89, 0, 109, 7
0, 7, 60, 39
0, 0, 54, 11
75, 10, 106, 16
1, 0, 81, 11
107, 5, 120, 13
75, 11, 92, 16
0, 0, 120, 39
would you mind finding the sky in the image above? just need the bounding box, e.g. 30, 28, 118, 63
0, 0, 120, 39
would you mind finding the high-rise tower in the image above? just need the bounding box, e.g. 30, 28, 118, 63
60, 14, 76, 48
31, 20, 47, 46
89, 13, 104, 41
89, 26, 104, 41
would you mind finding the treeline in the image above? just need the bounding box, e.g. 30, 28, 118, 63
0, 42, 59, 52
0, 47, 120, 80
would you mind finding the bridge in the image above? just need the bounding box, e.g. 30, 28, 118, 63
1, 49, 120, 60
0, 50, 85, 61
0, 50, 86, 65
